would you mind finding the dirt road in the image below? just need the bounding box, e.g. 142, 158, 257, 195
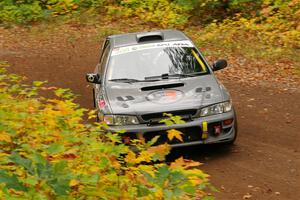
1, 26, 300, 200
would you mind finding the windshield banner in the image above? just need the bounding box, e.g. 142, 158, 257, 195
111, 40, 194, 56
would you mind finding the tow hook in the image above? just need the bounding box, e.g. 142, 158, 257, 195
202, 121, 208, 140
214, 125, 222, 136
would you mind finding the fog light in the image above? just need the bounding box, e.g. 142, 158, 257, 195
223, 118, 233, 125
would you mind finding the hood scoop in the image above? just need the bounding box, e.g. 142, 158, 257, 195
141, 83, 184, 91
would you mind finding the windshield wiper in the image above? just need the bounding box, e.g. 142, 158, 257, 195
145, 73, 199, 80
109, 78, 160, 83
184, 72, 205, 77
169, 73, 196, 78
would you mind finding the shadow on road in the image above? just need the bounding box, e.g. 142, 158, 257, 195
166, 144, 235, 163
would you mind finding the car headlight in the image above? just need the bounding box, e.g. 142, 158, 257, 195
200, 101, 232, 117
103, 115, 139, 125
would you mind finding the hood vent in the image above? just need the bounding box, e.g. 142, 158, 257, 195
141, 83, 184, 91
136, 32, 164, 43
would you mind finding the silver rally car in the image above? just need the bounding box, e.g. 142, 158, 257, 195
86, 30, 237, 147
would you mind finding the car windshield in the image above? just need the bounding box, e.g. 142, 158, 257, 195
106, 41, 209, 81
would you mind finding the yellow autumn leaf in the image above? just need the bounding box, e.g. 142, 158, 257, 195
0, 152, 9, 157
124, 151, 137, 164
0, 131, 12, 142
109, 155, 121, 169
8, 189, 24, 195
243, 193, 252, 199
72, 5, 78, 10
136, 151, 153, 163
154, 189, 163, 199
167, 129, 183, 142
138, 165, 155, 177
148, 143, 170, 153
89, 166, 99, 173
70, 179, 79, 187
189, 175, 203, 186
88, 110, 97, 119
171, 157, 202, 169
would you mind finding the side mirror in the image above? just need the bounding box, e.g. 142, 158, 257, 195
86, 73, 101, 84
212, 59, 227, 71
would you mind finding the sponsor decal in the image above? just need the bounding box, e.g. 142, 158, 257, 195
98, 99, 106, 108
111, 40, 194, 56
164, 90, 178, 99
117, 96, 135, 101
146, 89, 184, 104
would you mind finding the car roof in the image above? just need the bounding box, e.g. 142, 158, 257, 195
107, 30, 190, 48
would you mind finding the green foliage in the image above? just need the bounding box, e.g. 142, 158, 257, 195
0, 0, 193, 26
0, 62, 214, 199
76, 0, 106, 9
0, 0, 104, 24
186, 0, 300, 63
107, 0, 192, 27
160, 113, 186, 126
1, 0, 299, 31
0, 0, 45, 24
181, 0, 264, 23
45, 0, 79, 16
1, 0, 191, 26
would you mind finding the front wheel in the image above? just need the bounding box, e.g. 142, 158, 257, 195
92, 89, 100, 122
92, 89, 96, 108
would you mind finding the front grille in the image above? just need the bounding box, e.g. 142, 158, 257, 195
141, 109, 197, 123
143, 127, 203, 145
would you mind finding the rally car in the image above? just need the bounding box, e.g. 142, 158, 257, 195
86, 30, 237, 147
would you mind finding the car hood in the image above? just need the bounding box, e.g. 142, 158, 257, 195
105, 75, 225, 115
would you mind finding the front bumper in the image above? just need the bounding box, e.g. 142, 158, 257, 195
109, 110, 237, 148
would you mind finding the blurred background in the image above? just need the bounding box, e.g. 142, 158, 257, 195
1, 0, 299, 87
